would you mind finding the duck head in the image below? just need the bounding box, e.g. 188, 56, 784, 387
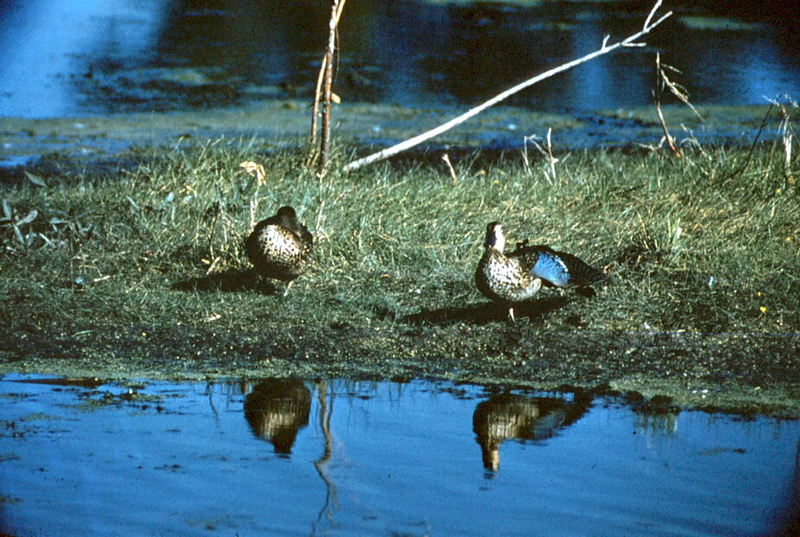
276, 205, 298, 225
484, 221, 506, 252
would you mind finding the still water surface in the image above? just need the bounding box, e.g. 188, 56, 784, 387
1, 375, 797, 536
0, 0, 798, 118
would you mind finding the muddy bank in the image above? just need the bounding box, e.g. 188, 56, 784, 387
1, 317, 798, 417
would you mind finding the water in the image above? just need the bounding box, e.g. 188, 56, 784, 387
0, 0, 798, 118
1, 375, 798, 536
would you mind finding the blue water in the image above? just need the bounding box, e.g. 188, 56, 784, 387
0, 0, 798, 118
1, 375, 797, 536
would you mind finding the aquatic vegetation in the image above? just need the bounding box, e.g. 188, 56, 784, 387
678, 16, 765, 32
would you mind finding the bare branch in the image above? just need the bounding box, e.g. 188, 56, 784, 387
309, 0, 347, 170
307, 55, 327, 162
643, 0, 663, 31
320, 0, 343, 170
344, 1, 672, 171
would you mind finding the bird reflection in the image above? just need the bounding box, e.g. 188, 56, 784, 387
473, 392, 591, 472
628, 395, 681, 436
634, 411, 679, 436
244, 378, 311, 456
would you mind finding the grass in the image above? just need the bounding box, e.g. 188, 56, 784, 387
4, 139, 798, 330
1, 138, 799, 411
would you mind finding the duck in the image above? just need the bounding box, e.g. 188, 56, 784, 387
475, 221, 605, 321
246, 206, 313, 294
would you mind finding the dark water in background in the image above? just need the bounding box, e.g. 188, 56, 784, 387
0, 0, 798, 118
1, 375, 798, 536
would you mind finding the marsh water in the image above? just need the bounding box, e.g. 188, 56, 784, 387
0, 0, 798, 168
0, 0, 798, 117
2, 2, 800, 535
1, 375, 798, 536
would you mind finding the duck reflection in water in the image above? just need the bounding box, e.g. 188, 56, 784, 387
244, 378, 311, 456
473, 392, 591, 472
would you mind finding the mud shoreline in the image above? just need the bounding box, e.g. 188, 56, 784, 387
2, 320, 798, 417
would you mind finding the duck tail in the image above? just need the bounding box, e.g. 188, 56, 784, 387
557, 251, 607, 287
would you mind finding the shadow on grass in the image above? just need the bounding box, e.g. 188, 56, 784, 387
171, 268, 280, 295
402, 296, 569, 326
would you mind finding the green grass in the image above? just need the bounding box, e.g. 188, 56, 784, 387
4, 139, 798, 333
1, 138, 799, 408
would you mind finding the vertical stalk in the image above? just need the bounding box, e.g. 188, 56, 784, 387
319, 0, 340, 171
309, 57, 326, 150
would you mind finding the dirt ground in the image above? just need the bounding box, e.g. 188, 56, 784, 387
2, 315, 799, 417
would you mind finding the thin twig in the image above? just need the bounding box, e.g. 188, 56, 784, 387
239, 161, 267, 228
654, 99, 682, 158
343, 2, 671, 171
309, 55, 327, 151
654, 102, 681, 157
654, 54, 682, 158
712, 102, 775, 185
525, 129, 560, 183
545, 128, 557, 181
657, 55, 702, 121
642, 0, 662, 31
776, 100, 797, 177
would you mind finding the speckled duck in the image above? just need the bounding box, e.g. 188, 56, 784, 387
475, 222, 605, 320
246, 206, 313, 293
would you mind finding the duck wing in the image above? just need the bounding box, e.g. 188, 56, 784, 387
513, 244, 605, 288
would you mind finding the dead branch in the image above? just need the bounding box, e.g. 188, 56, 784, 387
309, 0, 347, 170
343, 1, 671, 171
654, 53, 682, 158
320, 1, 339, 169
309, 56, 327, 149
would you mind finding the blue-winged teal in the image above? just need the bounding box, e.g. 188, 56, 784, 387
475, 222, 605, 320
246, 206, 313, 293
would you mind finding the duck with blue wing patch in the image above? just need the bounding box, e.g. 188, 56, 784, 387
475, 222, 606, 321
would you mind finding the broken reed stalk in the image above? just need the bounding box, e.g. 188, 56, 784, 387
309, 58, 326, 151
320, 0, 338, 169
309, 0, 346, 171
343, 0, 671, 172
523, 129, 559, 183
442, 153, 459, 183
654, 53, 682, 158
654, 52, 703, 158
770, 99, 796, 179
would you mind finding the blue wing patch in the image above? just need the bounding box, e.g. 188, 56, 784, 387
531, 251, 570, 287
